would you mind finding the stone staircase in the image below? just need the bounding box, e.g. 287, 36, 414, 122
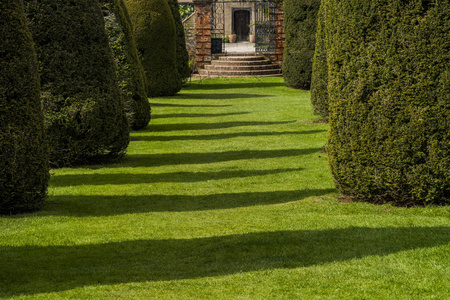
197, 54, 282, 78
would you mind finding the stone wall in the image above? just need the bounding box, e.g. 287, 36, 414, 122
183, 12, 196, 61
224, 3, 255, 36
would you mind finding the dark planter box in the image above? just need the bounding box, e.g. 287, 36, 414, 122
211, 38, 223, 54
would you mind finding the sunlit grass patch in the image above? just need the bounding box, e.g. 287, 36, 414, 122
1, 77, 449, 299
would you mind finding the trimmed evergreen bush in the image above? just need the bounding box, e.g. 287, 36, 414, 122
167, 0, 190, 81
0, 0, 49, 214
125, 0, 182, 97
310, 0, 328, 119
101, 0, 151, 130
282, 0, 320, 89
326, 0, 450, 205
25, 0, 130, 167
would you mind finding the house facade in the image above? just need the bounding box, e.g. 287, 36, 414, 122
180, 0, 284, 70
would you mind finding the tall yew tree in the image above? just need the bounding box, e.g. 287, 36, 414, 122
25, 0, 130, 167
125, 0, 182, 97
282, 0, 320, 89
0, 0, 49, 214
310, 0, 329, 119
167, 0, 190, 81
101, 0, 151, 130
326, 0, 450, 205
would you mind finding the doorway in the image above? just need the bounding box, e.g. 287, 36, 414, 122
233, 10, 250, 42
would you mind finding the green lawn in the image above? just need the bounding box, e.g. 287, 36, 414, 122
1, 77, 449, 299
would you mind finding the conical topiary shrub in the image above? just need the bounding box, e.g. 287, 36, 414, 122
167, 0, 190, 81
101, 0, 151, 130
0, 0, 49, 214
282, 0, 320, 89
25, 0, 130, 167
125, 0, 182, 97
310, 0, 329, 120
326, 0, 450, 206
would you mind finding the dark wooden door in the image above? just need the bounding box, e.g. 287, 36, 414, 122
233, 10, 250, 42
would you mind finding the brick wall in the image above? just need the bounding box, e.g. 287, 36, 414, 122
193, 0, 212, 70
270, 2, 284, 65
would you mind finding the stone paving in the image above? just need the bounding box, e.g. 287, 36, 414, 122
224, 42, 256, 54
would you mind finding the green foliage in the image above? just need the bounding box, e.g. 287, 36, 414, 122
167, 0, 190, 81
282, 0, 320, 89
125, 0, 182, 97
326, 0, 450, 205
25, 0, 130, 167
101, 0, 151, 130
0, 0, 49, 214
179, 3, 194, 20
310, 0, 328, 119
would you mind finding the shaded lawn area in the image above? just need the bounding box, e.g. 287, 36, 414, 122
1, 77, 449, 299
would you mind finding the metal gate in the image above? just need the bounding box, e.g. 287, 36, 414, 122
253, 1, 276, 53
210, 0, 276, 54
210, 1, 226, 53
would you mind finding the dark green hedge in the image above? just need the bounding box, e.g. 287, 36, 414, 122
25, 0, 129, 167
326, 0, 450, 205
101, 0, 151, 130
167, 0, 190, 81
310, 0, 328, 120
125, 0, 182, 97
0, 0, 49, 214
282, 0, 320, 89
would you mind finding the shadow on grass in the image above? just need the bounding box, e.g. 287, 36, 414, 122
132, 130, 326, 142
185, 81, 287, 90
169, 93, 273, 100
46, 189, 336, 215
110, 148, 320, 168
151, 102, 232, 108
141, 121, 296, 132
50, 168, 303, 187
152, 112, 251, 119
2, 226, 448, 297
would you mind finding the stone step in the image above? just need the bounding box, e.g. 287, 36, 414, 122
211, 60, 272, 66
198, 69, 282, 77
218, 55, 266, 61
198, 54, 282, 78
212, 52, 259, 57
195, 73, 283, 78
205, 64, 280, 71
